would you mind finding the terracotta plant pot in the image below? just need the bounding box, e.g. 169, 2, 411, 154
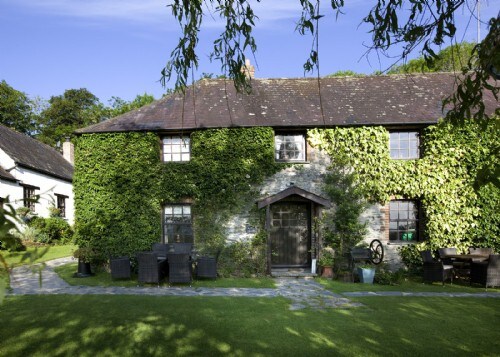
321, 266, 334, 279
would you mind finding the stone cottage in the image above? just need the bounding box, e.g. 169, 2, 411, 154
74, 73, 498, 273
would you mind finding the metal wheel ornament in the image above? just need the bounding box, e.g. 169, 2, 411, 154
369, 239, 384, 265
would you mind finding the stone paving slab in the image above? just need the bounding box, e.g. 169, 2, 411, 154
7, 258, 500, 311
7, 257, 360, 310
343, 291, 500, 298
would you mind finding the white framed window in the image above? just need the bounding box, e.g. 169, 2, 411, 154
389, 131, 419, 159
275, 134, 306, 162
162, 135, 190, 162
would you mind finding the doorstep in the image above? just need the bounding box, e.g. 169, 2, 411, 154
271, 268, 317, 278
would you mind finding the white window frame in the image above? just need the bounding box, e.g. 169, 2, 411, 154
275, 133, 306, 162
162, 135, 191, 162
389, 131, 420, 159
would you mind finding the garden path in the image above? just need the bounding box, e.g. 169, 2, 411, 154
7, 258, 500, 310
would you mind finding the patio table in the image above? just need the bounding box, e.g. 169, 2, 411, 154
443, 254, 490, 262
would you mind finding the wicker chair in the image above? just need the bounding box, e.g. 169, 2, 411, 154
172, 243, 193, 254
469, 248, 494, 262
421, 250, 453, 285
167, 253, 192, 284
110, 256, 131, 279
437, 247, 458, 265
470, 254, 500, 288
195, 251, 221, 279
152, 243, 168, 259
137, 252, 167, 285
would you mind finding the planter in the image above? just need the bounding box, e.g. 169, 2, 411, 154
73, 259, 93, 278
321, 266, 334, 279
357, 267, 375, 284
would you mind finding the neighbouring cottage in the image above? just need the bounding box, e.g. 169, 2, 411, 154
0, 124, 75, 224
74, 73, 498, 274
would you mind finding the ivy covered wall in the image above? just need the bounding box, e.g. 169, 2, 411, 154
73, 117, 499, 265
73, 128, 283, 261
309, 116, 499, 252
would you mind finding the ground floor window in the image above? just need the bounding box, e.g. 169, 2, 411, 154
22, 185, 38, 212
163, 204, 193, 243
55, 194, 67, 218
389, 200, 419, 242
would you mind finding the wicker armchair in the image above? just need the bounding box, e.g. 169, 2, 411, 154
172, 243, 193, 254
195, 251, 221, 279
137, 252, 167, 284
167, 253, 192, 284
469, 248, 494, 262
152, 243, 168, 259
470, 255, 500, 288
437, 247, 458, 265
110, 256, 131, 279
421, 250, 453, 285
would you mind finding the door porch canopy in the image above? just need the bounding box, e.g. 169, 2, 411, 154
257, 186, 331, 210
258, 186, 331, 272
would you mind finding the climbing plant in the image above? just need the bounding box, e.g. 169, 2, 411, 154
73, 128, 283, 268
73, 117, 499, 272
309, 115, 500, 253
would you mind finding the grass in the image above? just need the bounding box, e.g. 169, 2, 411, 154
1, 244, 77, 268
55, 263, 276, 289
319, 277, 500, 294
0, 294, 499, 356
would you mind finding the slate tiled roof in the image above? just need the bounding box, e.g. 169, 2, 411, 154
0, 125, 73, 182
0, 165, 17, 182
77, 73, 498, 134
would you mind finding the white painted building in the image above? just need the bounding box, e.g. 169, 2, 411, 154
0, 125, 74, 224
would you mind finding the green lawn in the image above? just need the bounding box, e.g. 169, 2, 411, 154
1, 245, 77, 268
55, 262, 276, 288
0, 295, 499, 356
318, 277, 500, 293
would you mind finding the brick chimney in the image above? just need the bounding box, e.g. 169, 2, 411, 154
241, 59, 255, 79
62, 137, 74, 165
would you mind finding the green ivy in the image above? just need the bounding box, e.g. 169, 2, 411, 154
309, 116, 500, 253
74, 119, 499, 270
73, 128, 282, 267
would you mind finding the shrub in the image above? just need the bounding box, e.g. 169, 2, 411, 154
374, 266, 406, 285
27, 217, 73, 244
398, 244, 426, 275
217, 238, 267, 278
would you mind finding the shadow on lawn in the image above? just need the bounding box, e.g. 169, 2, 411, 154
1, 295, 499, 356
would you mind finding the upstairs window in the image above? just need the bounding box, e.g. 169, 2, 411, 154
163, 205, 193, 243
162, 135, 190, 162
23, 185, 37, 212
390, 131, 419, 159
389, 200, 419, 242
275, 134, 306, 162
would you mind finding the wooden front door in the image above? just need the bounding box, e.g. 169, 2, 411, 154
270, 202, 310, 267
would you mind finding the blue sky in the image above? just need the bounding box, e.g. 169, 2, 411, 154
0, 0, 498, 103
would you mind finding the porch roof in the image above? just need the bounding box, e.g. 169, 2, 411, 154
257, 186, 331, 209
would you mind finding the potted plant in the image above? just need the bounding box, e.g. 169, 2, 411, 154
357, 264, 376, 284
318, 248, 335, 278
73, 247, 95, 277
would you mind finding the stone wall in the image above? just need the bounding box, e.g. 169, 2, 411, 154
223, 141, 403, 269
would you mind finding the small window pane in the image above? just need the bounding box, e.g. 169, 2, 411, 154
389, 200, 420, 242
389, 131, 419, 159
275, 133, 306, 162
162, 135, 191, 162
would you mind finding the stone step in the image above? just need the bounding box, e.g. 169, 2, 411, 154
271, 268, 317, 278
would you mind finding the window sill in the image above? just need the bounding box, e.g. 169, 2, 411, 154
387, 241, 418, 245
275, 161, 309, 164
